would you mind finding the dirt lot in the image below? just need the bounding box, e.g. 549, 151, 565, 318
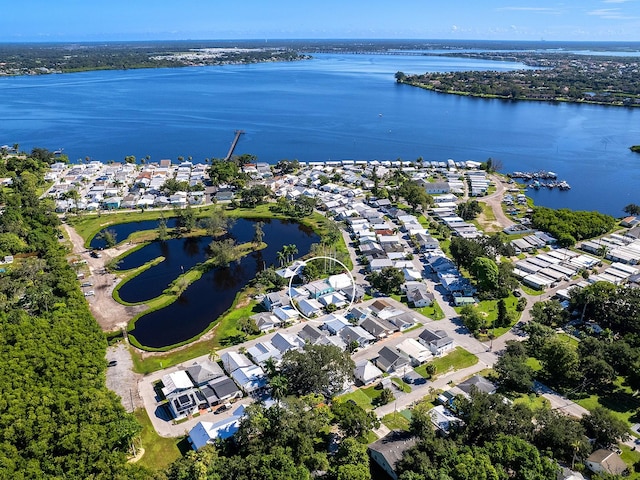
106, 343, 143, 412
63, 223, 147, 332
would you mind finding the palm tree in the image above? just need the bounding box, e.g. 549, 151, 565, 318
286, 244, 298, 263
277, 250, 286, 267
269, 375, 288, 404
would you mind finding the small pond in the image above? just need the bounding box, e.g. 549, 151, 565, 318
116, 218, 318, 348
90, 218, 179, 249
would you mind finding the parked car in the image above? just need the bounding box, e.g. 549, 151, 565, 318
513, 290, 522, 298
90, 251, 102, 258
107, 360, 118, 367
84, 290, 95, 297
81, 282, 93, 287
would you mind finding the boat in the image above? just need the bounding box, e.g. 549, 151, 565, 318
558, 180, 571, 190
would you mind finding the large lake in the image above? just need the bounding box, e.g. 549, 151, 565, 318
2, 53, 640, 215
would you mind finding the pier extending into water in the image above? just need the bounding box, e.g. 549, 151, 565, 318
224, 130, 245, 161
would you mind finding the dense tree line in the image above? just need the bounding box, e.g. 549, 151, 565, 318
165, 393, 374, 480
530, 207, 616, 246
0, 42, 308, 76
449, 235, 517, 298
0, 153, 147, 478
397, 52, 640, 107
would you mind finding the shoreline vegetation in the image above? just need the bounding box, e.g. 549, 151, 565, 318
0, 42, 309, 76
395, 50, 640, 107
631, 145, 640, 153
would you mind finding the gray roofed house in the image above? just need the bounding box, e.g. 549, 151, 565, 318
368, 431, 417, 480
340, 284, 365, 302
247, 341, 281, 365
375, 346, 411, 373
385, 311, 418, 331
456, 375, 496, 396
186, 359, 226, 386
271, 332, 304, 354
360, 316, 396, 340
585, 449, 628, 476
251, 312, 282, 332
262, 291, 290, 311
419, 329, 454, 356
339, 325, 375, 347
297, 324, 324, 344
201, 377, 242, 405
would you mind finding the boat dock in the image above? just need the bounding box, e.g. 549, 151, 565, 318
224, 130, 245, 161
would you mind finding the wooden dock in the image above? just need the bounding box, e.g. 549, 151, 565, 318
224, 130, 245, 161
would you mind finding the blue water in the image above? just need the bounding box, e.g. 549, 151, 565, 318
125, 218, 318, 348
1, 53, 640, 215
90, 218, 179, 249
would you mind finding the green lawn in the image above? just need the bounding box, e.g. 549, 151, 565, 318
382, 411, 411, 431
521, 285, 544, 296
454, 297, 521, 337
391, 377, 412, 393
415, 347, 478, 378
574, 377, 640, 426
337, 388, 376, 411
557, 333, 579, 348
526, 357, 543, 372
620, 445, 640, 477
414, 300, 445, 320
133, 408, 183, 471
513, 392, 550, 411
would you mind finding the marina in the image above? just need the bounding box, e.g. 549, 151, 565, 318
509, 171, 571, 191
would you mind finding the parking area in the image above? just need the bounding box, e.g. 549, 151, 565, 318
106, 342, 143, 413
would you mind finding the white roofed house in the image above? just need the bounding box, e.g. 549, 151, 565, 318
220, 351, 253, 375
188, 404, 246, 450
354, 359, 383, 385
247, 341, 282, 365
405, 282, 434, 307
161, 371, 205, 419
396, 338, 433, 366
231, 365, 267, 394
318, 291, 348, 309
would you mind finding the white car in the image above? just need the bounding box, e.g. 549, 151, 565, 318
84, 290, 95, 297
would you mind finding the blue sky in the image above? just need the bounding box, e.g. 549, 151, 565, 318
4, 0, 640, 42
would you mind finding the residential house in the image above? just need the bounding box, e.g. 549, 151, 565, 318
305, 279, 334, 299
360, 316, 396, 340
271, 332, 304, 354
368, 431, 417, 480
231, 365, 267, 394
247, 341, 282, 365
185, 360, 226, 387
296, 297, 323, 318
348, 306, 370, 323
318, 291, 348, 309
200, 377, 242, 406
375, 346, 411, 374
220, 352, 253, 375
188, 405, 246, 450
385, 311, 418, 331
585, 449, 628, 476
429, 405, 462, 436
405, 283, 434, 307
339, 325, 375, 348
262, 291, 290, 311
395, 338, 433, 366
323, 314, 351, 335
273, 305, 299, 323
419, 329, 454, 357
354, 359, 383, 385
456, 375, 496, 397
251, 312, 282, 333
297, 324, 325, 345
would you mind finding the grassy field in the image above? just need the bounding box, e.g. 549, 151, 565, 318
454, 296, 521, 337
391, 377, 412, 393
513, 392, 550, 411
382, 411, 411, 431
414, 300, 445, 321
415, 347, 478, 378
574, 377, 640, 426
620, 445, 640, 477
133, 408, 184, 471
337, 388, 377, 411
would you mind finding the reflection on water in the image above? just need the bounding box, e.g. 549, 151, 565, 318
124, 218, 318, 348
